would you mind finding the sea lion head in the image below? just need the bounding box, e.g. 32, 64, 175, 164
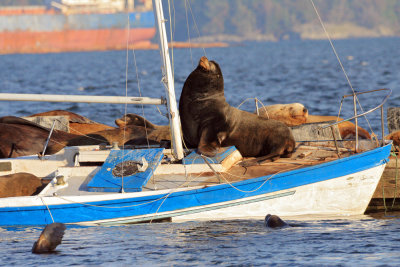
115, 114, 157, 129
258, 103, 308, 126
264, 214, 289, 229
188, 56, 224, 96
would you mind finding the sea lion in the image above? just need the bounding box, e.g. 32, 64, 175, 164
257, 103, 308, 126
0, 172, 43, 198
0, 116, 83, 158
179, 56, 296, 160
386, 130, 400, 149
0, 116, 170, 158
264, 214, 289, 229
29, 110, 114, 135
306, 114, 371, 139
32, 223, 66, 254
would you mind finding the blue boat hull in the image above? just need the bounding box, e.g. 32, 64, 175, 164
0, 143, 391, 226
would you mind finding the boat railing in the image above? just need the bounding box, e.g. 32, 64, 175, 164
320, 88, 392, 151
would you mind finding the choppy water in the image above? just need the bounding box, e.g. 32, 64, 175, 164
1, 38, 400, 265
1, 215, 400, 266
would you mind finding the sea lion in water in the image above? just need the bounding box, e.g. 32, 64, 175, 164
179, 56, 296, 160
264, 214, 289, 229
257, 103, 308, 126
32, 223, 66, 254
29, 110, 114, 135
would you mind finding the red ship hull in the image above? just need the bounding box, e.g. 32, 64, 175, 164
0, 28, 156, 54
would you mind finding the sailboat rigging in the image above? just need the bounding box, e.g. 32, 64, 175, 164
0, 0, 393, 226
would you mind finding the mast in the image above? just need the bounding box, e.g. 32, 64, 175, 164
153, 0, 184, 160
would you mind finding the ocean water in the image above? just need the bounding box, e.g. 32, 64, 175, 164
0, 38, 400, 265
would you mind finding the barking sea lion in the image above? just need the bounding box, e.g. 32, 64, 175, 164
179, 56, 296, 160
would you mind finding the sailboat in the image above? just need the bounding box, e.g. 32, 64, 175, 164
0, 0, 393, 226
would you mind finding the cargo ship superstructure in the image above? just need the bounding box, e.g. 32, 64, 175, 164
0, 0, 156, 54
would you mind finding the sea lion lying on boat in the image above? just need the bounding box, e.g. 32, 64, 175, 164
32, 223, 66, 254
0, 116, 84, 158
257, 103, 308, 126
29, 110, 114, 135
0, 116, 170, 158
115, 113, 171, 142
0, 172, 43, 198
386, 131, 400, 150
306, 115, 371, 139
179, 56, 296, 160
264, 214, 289, 229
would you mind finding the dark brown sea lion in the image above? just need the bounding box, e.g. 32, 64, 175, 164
257, 103, 308, 126
0, 116, 170, 158
115, 114, 171, 142
179, 56, 296, 160
264, 214, 289, 229
32, 223, 66, 254
0, 116, 83, 158
0, 172, 42, 198
29, 110, 114, 135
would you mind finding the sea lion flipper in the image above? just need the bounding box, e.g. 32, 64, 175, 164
198, 127, 221, 157
240, 153, 281, 167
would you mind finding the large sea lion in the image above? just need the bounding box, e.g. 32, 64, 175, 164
306, 115, 371, 139
29, 110, 114, 135
257, 103, 308, 126
179, 56, 296, 160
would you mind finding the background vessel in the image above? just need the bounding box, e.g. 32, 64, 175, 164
0, 0, 155, 54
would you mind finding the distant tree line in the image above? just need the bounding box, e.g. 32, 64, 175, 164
2, 0, 400, 40
165, 0, 400, 40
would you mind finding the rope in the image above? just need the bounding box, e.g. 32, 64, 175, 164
309, 0, 376, 137
183, 0, 194, 67
383, 150, 399, 215
40, 197, 55, 223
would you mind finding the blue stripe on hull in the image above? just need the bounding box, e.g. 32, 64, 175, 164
0, 143, 391, 226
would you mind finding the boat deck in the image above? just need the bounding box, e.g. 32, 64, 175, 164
46, 142, 358, 197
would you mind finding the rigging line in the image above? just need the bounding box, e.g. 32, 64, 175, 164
40, 197, 55, 223
186, 0, 206, 57
309, 0, 375, 135
184, 0, 194, 67
200, 155, 304, 193
167, 0, 175, 79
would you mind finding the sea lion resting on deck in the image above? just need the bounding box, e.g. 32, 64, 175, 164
179, 56, 296, 160
0, 172, 43, 198
385, 130, 400, 150
257, 103, 308, 126
306, 115, 371, 140
29, 110, 115, 135
0, 116, 170, 158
